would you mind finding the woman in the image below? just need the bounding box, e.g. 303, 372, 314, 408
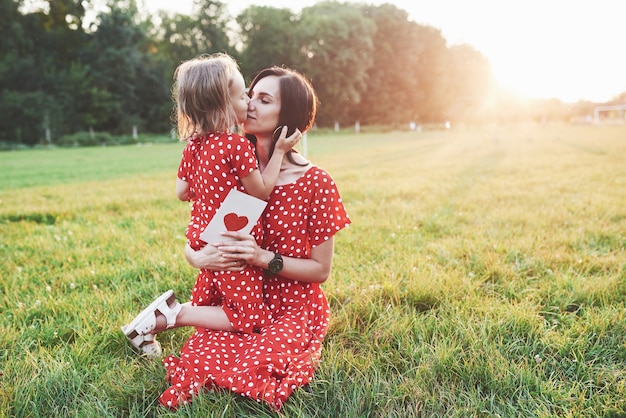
127, 66, 350, 410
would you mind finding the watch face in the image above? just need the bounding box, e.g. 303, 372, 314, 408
268, 255, 283, 274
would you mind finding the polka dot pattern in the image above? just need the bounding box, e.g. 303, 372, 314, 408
160, 166, 351, 410
179, 132, 268, 333
179, 132, 259, 250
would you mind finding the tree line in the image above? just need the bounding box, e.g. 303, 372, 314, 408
0, 0, 604, 147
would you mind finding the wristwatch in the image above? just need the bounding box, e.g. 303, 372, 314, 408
265, 252, 283, 275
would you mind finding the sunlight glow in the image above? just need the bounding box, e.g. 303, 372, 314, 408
145, 0, 626, 103
395, 0, 626, 102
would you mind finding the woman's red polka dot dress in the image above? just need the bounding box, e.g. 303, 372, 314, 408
179, 132, 269, 334
160, 166, 351, 410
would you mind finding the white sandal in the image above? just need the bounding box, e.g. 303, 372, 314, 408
121, 325, 162, 357
121, 290, 182, 353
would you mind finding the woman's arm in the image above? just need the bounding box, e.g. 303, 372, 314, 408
274, 238, 334, 283
215, 232, 334, 284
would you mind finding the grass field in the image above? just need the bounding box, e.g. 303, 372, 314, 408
1, 124, 625, 417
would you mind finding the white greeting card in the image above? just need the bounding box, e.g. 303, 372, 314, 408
199, 189, 267, 244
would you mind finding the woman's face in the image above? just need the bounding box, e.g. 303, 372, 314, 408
243, 75, 281, 138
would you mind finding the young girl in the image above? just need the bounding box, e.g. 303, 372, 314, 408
122, 53, 301, 356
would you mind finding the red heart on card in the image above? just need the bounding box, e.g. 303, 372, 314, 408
224, 212, 249, 231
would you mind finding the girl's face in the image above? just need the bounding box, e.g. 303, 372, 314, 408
243, 75, 281, 138
230, 71, 250, 124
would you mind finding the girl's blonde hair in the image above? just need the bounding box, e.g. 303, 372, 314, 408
173, 53, 241, 139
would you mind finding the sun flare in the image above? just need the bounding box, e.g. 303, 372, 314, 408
148, 0, 626, 103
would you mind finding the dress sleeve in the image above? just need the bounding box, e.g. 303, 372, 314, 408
177, 141, 194, 181
308, 169, 351, 247
229, 134, 258, 179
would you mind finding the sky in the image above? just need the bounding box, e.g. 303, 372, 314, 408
143, 0, 626, 103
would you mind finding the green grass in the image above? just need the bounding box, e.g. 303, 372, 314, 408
1, 123, 626, 417
0, 139, 184, 190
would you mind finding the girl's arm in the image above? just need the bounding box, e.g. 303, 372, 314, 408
176, 178, 190, 201
240, 127, 301, 200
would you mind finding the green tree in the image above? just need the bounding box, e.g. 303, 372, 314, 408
153, 0, 233, 70
0, 0, 32, 142
0, 0, 92, 143
88, 4, 142, 133
148, 0, 235, 132
0, 0, 27, 55
0, 90, 50, 144
0, 0, 503, 146
87, 1, 171, 134
35, 0, 91, 136
354, 4, 421, 126
295, 1, 376, 127
236, 6, 298, 78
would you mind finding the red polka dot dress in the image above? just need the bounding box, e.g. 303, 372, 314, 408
160, 165, 351, 410
179, 133, 270, 334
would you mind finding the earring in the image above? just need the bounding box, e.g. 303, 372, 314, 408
273, 126, 284, 141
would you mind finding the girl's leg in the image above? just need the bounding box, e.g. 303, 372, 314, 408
153, 302, 234, 333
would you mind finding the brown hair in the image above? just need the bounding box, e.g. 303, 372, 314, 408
246, 66, 318, 162
173, 53, 241, 139
250, 66, 318, 134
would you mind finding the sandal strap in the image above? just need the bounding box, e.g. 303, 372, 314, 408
121, 325, 162, 357
160, 293, 183, 330
123, 290, 181, 337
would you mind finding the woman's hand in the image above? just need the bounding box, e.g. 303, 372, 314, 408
184, 242, 246, 271
214, 231, 274, 269
214, 232, 336, 284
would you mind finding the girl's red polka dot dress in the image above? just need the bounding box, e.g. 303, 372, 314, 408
180, 133, 270, 333
160, 166, 351, 410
